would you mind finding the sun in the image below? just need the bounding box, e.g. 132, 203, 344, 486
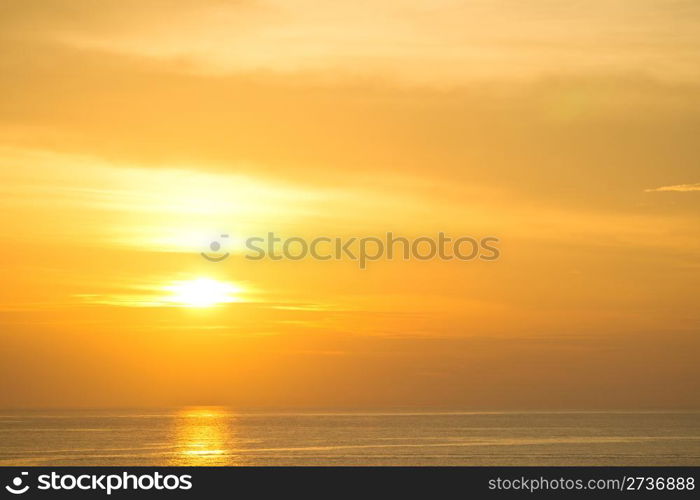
163, 278, 243, 308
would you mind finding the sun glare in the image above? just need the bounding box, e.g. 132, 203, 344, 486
163, 278, 243, 308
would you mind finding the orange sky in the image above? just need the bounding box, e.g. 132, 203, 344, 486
1, 0, 699, 409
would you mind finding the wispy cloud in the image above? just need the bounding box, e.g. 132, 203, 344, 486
5, 0, 700, 84
645, 183, 700, 193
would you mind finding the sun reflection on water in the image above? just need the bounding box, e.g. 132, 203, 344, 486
169, 407, 241, 465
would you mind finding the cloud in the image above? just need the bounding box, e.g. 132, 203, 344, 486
2, 0, 700, 84
645, 183, 700, 192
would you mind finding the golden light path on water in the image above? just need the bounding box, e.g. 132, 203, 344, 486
169, 407, 240, 465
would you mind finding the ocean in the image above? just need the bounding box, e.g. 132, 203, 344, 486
1, 409, 698, 466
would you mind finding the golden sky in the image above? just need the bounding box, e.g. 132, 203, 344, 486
1, 0, 699, 409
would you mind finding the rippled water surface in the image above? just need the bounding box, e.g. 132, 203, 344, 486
1, 409, 698, 465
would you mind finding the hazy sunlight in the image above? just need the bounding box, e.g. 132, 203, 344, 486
163, 279, 244, 308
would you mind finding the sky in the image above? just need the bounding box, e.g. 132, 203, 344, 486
0, 0, 699, 409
